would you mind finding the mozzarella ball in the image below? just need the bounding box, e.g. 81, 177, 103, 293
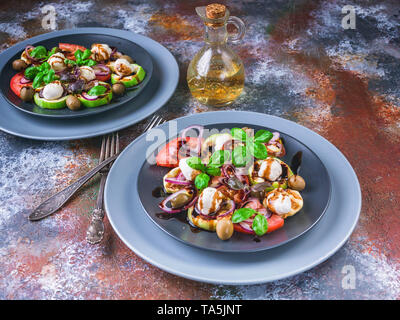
42, 82, 64, 100
47, 52, 66, 72
198, 187, 224, 215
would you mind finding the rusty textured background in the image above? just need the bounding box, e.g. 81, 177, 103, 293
0, 0, 399, 299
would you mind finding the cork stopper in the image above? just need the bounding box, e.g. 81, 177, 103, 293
206, 3, 226, 19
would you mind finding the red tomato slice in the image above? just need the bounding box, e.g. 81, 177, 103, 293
156, 137, 202, 168
59, 43, 87, 60
95, 74, 111, 82
10, 72, 32, 97
233, 214, 284, 235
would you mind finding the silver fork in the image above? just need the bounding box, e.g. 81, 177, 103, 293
86, 114, 166, 244
86, 133, 119, 244
28, 114, 166, 222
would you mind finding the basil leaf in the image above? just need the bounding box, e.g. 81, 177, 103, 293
32, 72, 44, 89
248, 141, 268, 160
232, 146, 249, 167
208, 150, 230, 167
232, 208, 255, 223
186, 157, 206, 172
82, 49, 92, 60
254, 130, 273, 143
87, 85, 107, 96
74, 49, 83, 61
43, 69, 55, 84
252, 214, 268, 236
85, 59, 97, 67
24, 66, 39, 79
39, 62, 50, 72
205, 166, 221, 177
194, 173, 210, 190
46, 47, 57, 59
64, 59, 77, 66
231, 128, 248, 141
30, 46, 47, 59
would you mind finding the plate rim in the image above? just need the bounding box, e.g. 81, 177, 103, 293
0, 28, 179, 141
136, 123, 332, 253
0, 32, 154, 119
104, 111, 362, 284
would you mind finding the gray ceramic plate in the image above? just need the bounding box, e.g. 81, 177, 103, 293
0, 28, 178, 140
137, 124, 331, 252
104, 111, 361, 284
0, 33, 153, 118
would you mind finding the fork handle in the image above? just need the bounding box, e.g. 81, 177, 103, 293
86, 173, 107, 244
28, 154, 118, 221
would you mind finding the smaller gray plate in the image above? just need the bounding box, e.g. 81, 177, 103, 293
0, 33, 153, 118
138, 124, 331, 252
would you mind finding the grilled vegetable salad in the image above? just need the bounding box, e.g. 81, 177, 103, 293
10, 43, 146, 110
156, 125, 307, 241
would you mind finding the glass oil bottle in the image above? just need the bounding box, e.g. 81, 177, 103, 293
187, 4, 246, 107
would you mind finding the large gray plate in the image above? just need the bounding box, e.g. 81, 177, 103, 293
0, 28, 178, 140
137, 123, 331, 252
104, 111, 361, 284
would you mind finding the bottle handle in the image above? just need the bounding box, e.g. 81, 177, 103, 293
227, 16, 246, 44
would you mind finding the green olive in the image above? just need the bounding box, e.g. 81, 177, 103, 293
66, 95, 81, 111
216, 218, 234, 240
120, 55, 134, 63
12, 59, 28, 71
112, 83, 126, 96
288, 175, 306, 191
20, 86, 34, 102
170, 193, 192, 208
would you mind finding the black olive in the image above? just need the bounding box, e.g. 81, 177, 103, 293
12, 59, 27, 71
66, 95, 81, 110
20, 87, 34, 102
112, 83, 126, 95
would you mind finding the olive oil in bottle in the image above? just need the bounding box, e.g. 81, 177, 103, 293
187, 4, 245, 107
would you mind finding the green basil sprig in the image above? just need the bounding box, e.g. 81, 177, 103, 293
29, 46, 47, 59
72, 49, 97, 66
87, 85, 107, 96
230, 127, 273, 166
194, 173, 210, 190
186, 150, 231, 190
252, 214, 268, 236
231, 208, 256, 223
231, 208, 269, 236
26, 61, 56, 89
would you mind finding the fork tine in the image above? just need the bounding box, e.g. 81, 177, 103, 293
146, 115, 166, 132
110, 133, 116, 157
105, 135, 111, 159
99, 136, 106, 163
115, 132, 120, 155
155, 116, 165, 127
144, 114, 158, 132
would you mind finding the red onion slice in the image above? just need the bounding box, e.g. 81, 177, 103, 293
164, 178, 193, 186
24, 45, 38, 62
20, 76, 32, 84
93, 64, 111, 77
180, 125, 204, 156
239, 221, 253, 232
81, 92, 98, 100
217, 200, 235, 218
269, 132, 280, 143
